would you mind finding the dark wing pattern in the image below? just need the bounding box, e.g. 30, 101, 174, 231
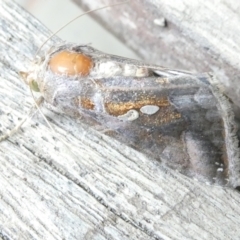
29, 44, 240, 188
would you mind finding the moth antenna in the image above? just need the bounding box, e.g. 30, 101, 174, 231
31, 2, 131, 135
0, 1, 129, 142
35, 0, 129, 57
0, 97, 44, 142
31, 1, 128, 131
29, 88, 55, 132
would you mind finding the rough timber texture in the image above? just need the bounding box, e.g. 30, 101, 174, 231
0, 1, 240, 240
73, 0, 240, 112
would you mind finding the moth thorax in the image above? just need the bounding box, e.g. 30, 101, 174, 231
49, 51, 93, 76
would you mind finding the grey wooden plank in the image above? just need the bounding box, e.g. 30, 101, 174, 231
0, 1, 240, 239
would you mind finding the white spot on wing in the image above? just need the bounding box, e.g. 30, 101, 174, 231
136, 67, 149, 77
123, 64, 136, 76
95, 61, 122, 77
117, 110, 139, 121
140, 105, 159, 115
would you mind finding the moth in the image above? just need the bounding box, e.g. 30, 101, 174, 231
18, 42, 240, 189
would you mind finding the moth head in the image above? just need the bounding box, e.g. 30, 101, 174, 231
20, 54, 46, 92
18, 1, 127, 92
19, 71, 40, 92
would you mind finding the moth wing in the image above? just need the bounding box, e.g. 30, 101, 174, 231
39, 44, 240, 188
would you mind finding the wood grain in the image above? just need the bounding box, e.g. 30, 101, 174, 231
0, 1, 239, 239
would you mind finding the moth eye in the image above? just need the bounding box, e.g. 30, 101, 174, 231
19, 71, 40, 92
29, 79, 40, 92
49, 51, 93, 76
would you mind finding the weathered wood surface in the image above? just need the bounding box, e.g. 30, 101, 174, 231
0, 1, 240, 239
74, 0, 240, 111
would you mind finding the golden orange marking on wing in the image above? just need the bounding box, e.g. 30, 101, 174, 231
159, 109, 182, 123
74, 97, 95, 110
136, 106, 182, 126
49, 51, 93, 76
105, 97, 170, 116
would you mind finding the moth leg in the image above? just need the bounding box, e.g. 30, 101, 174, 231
0, 97, 44, 141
